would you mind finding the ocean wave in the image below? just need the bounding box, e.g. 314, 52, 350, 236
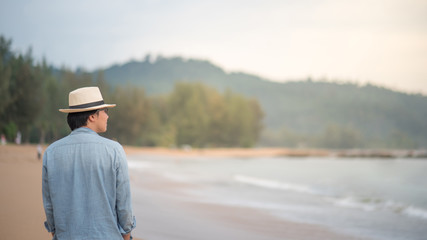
234, 175, 319, 195
127, 161, 153, 170
328, 196, 382, 212
404, 206, 427, 219
234, 174, 427, 221
161, 172, 193, 182
329, 196, 427, 220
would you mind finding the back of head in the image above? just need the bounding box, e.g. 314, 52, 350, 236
61, 86, 116, 131
67, 110, 97, 131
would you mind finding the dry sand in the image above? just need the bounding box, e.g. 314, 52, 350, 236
0, 144, 51, 240
0, 144, 365, 240
0, 144, 144, 240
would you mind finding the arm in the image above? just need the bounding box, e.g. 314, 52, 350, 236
42, 154, 55, 234
122, 232, 131, 240
115, 146, 136, 236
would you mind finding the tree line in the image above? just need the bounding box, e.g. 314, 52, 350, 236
101, 55, 427, 149
0, 36, 263, 148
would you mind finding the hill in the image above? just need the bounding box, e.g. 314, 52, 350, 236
98, 56, 427, 148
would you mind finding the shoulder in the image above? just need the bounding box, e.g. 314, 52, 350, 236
98, 135, 123, 150
44, 136, 69, 153
45, 131, 124, 152
96, 136, 127, 159
43, 136, 71, 165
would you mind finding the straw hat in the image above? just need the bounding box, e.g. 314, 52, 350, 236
59, 87, 116, 113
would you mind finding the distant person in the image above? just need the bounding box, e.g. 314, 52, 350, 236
15, 131, 21, 144
1, 134, 6, 145
42, 86, 136, 240
37, 144, 42, 160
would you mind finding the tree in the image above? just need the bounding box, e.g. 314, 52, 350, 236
34, 60, 66, 143
0, 36, 12, 122
317, 124, 363, 149
107, 86, 152, 145
168, 82, 211, 147
166, 83, 263, 148
6, 48, 43, 142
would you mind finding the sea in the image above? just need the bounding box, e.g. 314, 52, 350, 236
128, 154, 427, 240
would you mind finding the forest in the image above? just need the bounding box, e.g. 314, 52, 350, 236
100, 56, 427, 149
0, 36, 263, 148
2, 34, 427, 149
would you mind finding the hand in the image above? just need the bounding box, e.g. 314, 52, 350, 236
122, 233, 131, 240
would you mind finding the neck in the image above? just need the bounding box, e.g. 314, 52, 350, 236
82, 125, 98, 133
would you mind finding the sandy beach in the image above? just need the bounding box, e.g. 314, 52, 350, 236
0, 144, 145, 240
0, 144, 52, 240
0, 144, 368, 240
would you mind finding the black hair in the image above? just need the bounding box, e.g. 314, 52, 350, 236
67, 110, 98, 131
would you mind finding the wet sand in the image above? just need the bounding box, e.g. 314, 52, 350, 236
129, 164, 368, 240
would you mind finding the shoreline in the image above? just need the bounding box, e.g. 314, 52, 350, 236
130, 170, 369, 240
125, 145, 427, 159
2, 143, 426, 159
123, 145, 330, 158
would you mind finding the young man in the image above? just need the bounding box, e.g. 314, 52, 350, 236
42, 87, 136, 240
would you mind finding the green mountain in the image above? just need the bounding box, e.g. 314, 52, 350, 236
99, 56, 427, 148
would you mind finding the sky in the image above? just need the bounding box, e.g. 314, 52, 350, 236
1, 0, 427, 94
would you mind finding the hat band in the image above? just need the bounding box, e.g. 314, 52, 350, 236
69, 100, 105, 109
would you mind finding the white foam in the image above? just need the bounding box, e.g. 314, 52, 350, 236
403, 206, 427, 220
329, 196, 427, 221
234, 175, 318, 195
127, 161, 152, 170
330, 197, 377, 211
161, 172, 193, 182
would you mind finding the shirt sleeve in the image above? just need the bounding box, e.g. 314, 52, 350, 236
42, 153, 55, 233
115, 145, 136, 234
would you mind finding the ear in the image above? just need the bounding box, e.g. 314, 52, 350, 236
87, 113, 97, 123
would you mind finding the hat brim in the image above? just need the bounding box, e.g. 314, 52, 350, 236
59, 104, 116, 113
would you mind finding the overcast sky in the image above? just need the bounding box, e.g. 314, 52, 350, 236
1, 0, 426, 94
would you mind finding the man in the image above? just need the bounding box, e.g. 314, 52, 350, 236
42, 86, 136, 240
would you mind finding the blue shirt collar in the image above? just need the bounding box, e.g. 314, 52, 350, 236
70, 127, 99, 136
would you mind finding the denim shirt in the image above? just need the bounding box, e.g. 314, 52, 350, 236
42, 127, 136, 240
